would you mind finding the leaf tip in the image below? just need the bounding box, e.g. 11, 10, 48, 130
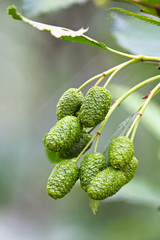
89, 199, 100, 215
7, 5, 22, 20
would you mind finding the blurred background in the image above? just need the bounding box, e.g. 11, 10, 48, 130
0, 0, 160, 239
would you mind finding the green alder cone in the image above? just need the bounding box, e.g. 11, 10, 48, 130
108, 136, 134, 169
56, 88, 83, 120
58, 129, 92, 159
78, 86, 111, 127
80, 152, 107, 192
87, 167, 127, 200
47, 160, 79, 199
122, 156, 138, 183
44, 116, 82, 152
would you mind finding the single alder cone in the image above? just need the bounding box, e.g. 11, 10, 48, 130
44, 116, 82, 152
87, 167, 127, 200
122, 156, 138, 183
108, 136, 134, 169
78, 86, 111, 127
80, 152, 107, 192
58, 129, 92, 159
46, 160, 79, 199
56, 88, 83, 120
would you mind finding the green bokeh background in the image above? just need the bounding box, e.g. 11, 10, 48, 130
0, 0, 160, 239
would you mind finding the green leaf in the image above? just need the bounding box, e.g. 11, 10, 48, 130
22, 0, 88, 17
108, 8, 160, 56
45, 147, 63, 164
111, 84, 160, 140
7, 5, 22, 20
7, 6, 107, 50
103, 112, 138, 162
107, 8, 160, 26
89, 199, 100, 215
123, 0, 160, 18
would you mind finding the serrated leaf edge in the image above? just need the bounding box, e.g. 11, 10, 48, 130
106, 8, 160, 26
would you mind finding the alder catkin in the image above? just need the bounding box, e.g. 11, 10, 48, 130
58, 129, 92, 159
122, 156, 138, 183
108, 136, 134, 169
56, 88, 83, 120
46, 160, 79, 199
78, 86, 111, 127
80, 152, 107, 192
87, 167, 127, 200
44, 116, 82, 152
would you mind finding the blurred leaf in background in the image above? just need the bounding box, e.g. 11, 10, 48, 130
107, 8, 160, 56
22, 0, 89, 17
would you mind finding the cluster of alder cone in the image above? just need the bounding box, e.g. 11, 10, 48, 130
44, 86, 138, 200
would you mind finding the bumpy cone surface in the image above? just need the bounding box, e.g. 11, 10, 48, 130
58, 129, 92, 159
122, 156, 138, 183
56, 88, 83, 120
87, 167, 127, 200
80, 152, 107, 192
108, 136, 134, 169
44, 116, 82, 152
78, 86, 111, 127
47, 160, 79, 199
